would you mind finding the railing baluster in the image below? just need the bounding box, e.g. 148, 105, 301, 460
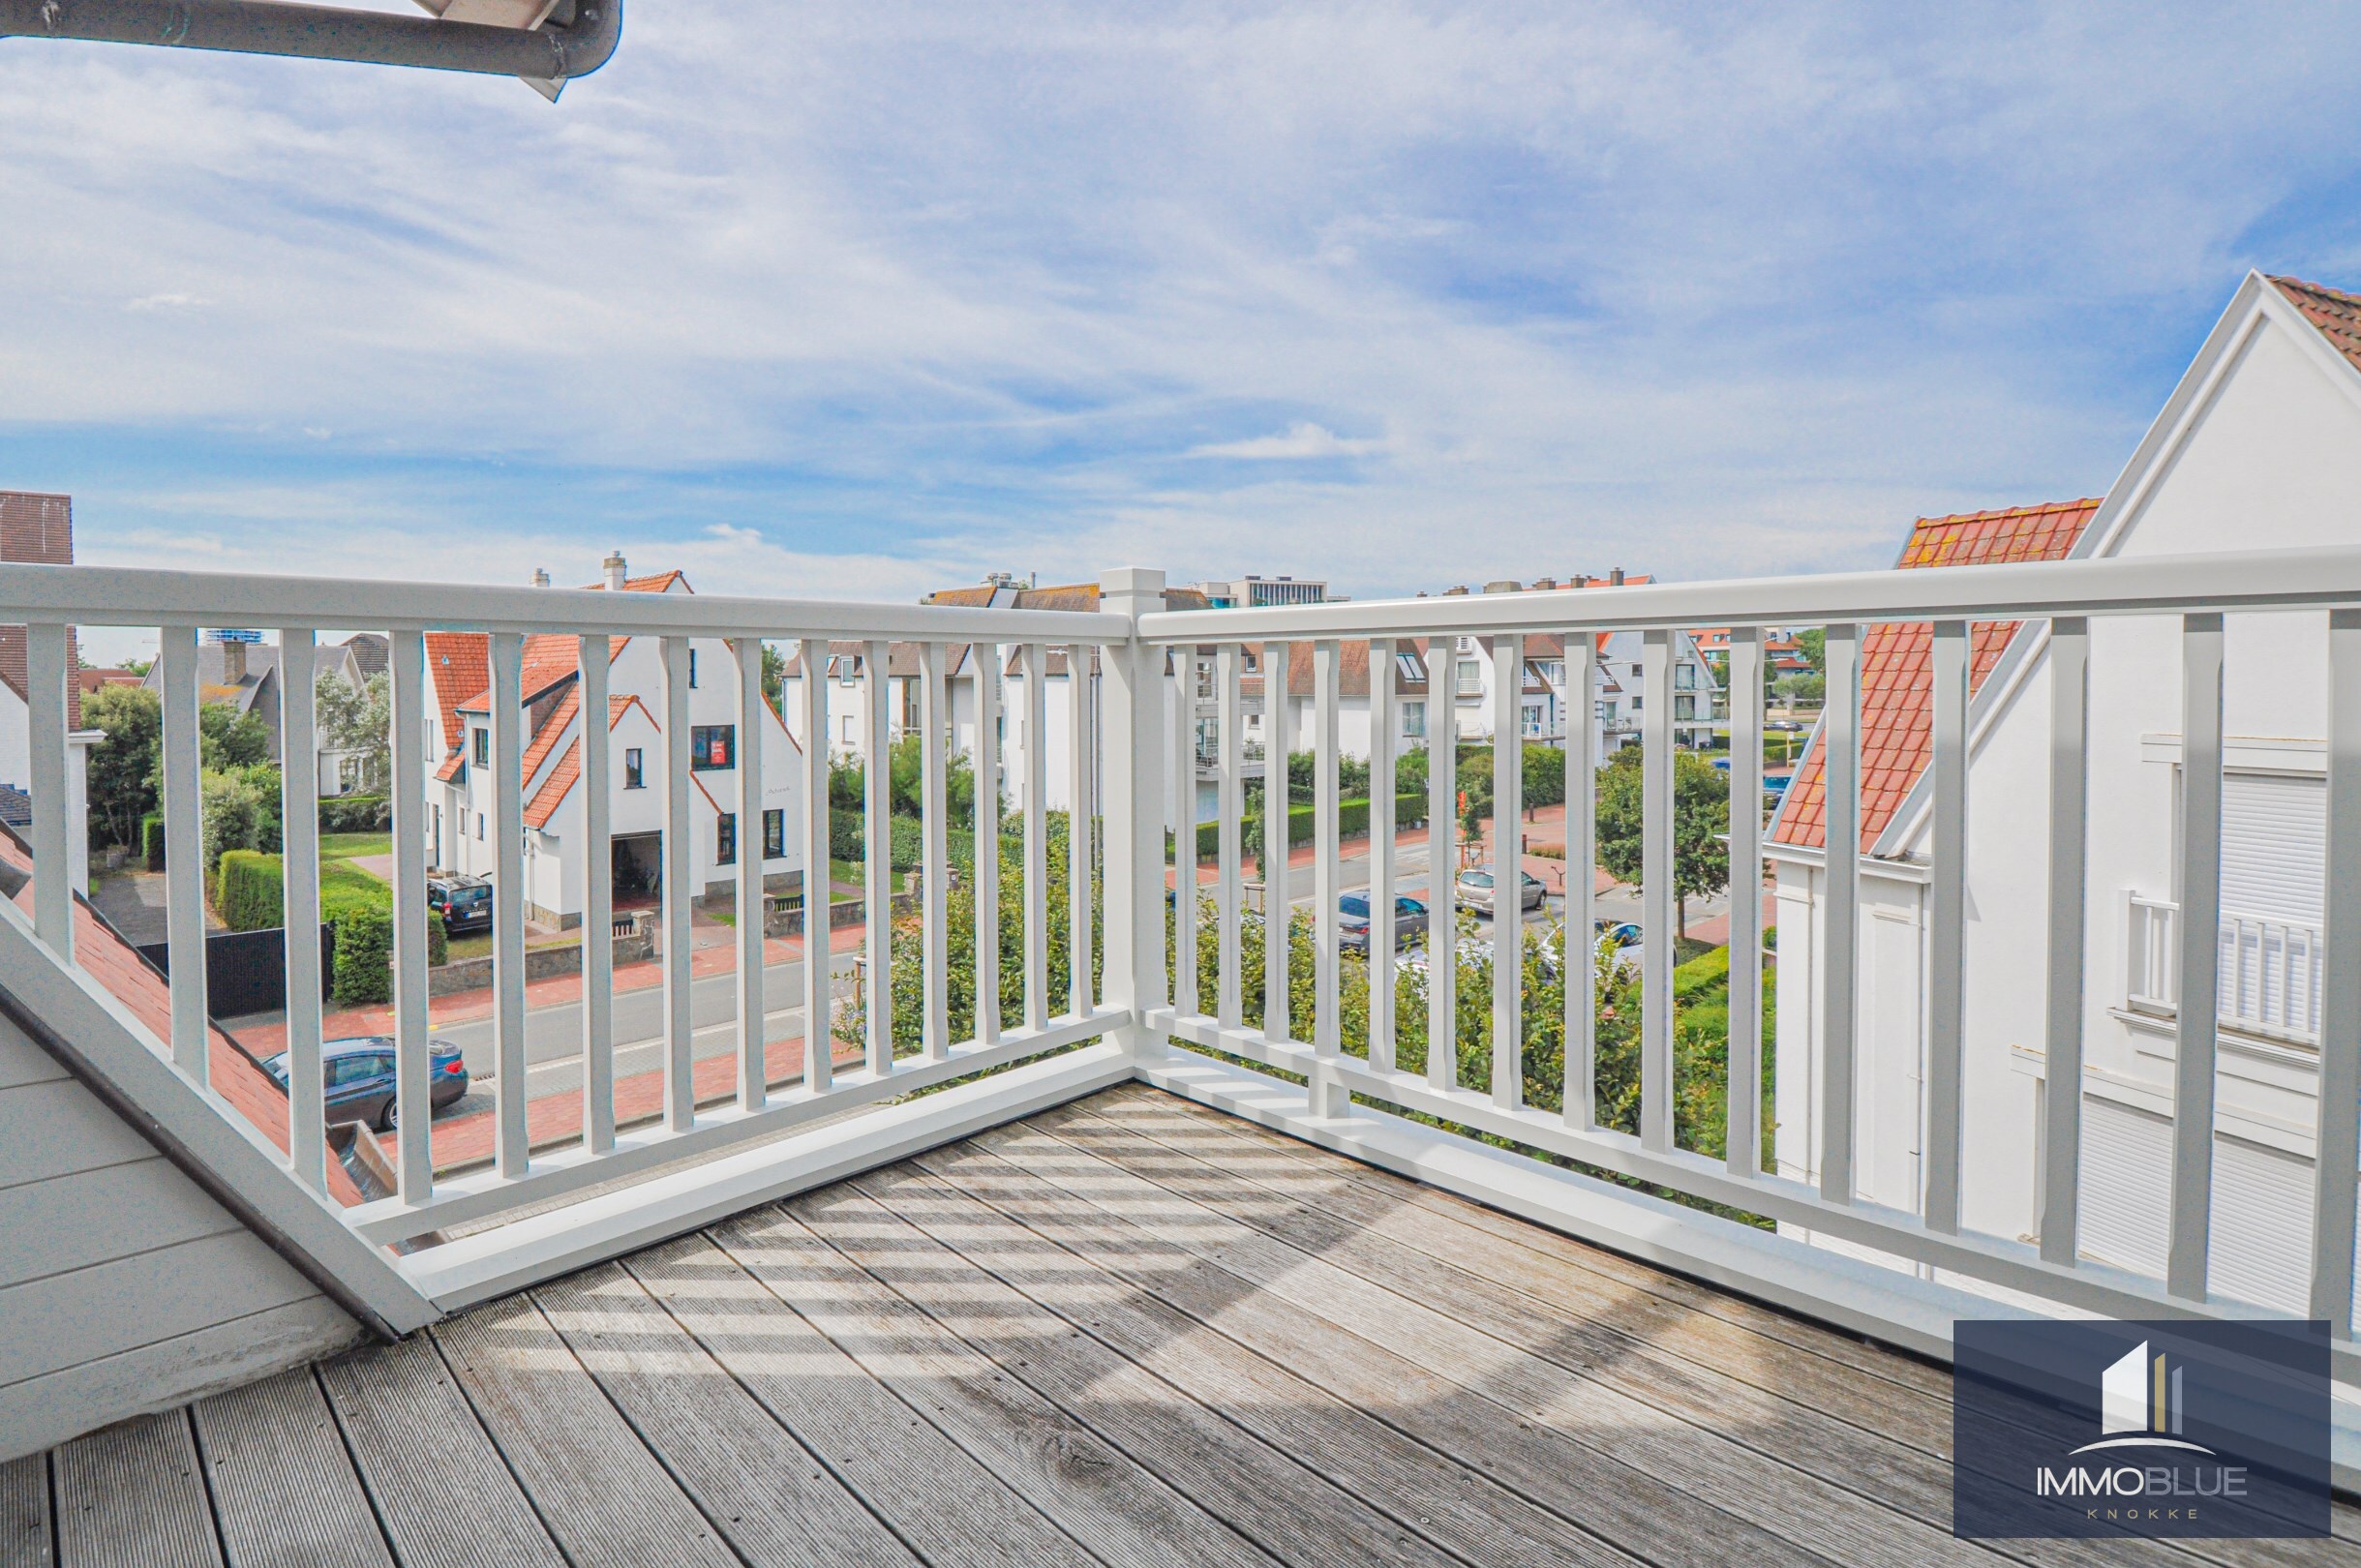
1639, 629, 1674, 1151
1426, 635, 1456, 1090
2167, 614, 2223, 1297
25, 620, 70, 956
1923, 619, 1968, 1228
2039, 619, 2092, 1266
659, 637, 696, 1130
387, 628, 432, 1201
920, 642, 950, 1063
801, 636, 835, 1086
735, 636, 769, 1110
863, 639, 893, 1074
580, 634, 615, 1152
1312, 639, 1345, 1115
1171, 648, 1197, 1017
1070, 641, 1095, 1019
1566, 629, 1596, 1131
159, 626, 209, 1081
2313, 608, 2361, 1333
278, 629, 324, 1191
972, 640, 1001, 1045
1368, 638, 1397, 1073
1492, 632, 1525, 1110
489, 632, 530, 1175
1023, 643, 1049, 1033
1726, 626, 1765, 1179
1217, 643, 1243, 1029
1819, 622, 1861, 1203
1263, 640, 1293, 1042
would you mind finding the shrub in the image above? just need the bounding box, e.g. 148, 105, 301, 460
318, 794, 390, 832
214, 850, 285, 932
329, 898, 447, 1006
142, 813, 166, 871
888, 814, 923, 870
829, 806, 865, 861
198, 769, 268, 874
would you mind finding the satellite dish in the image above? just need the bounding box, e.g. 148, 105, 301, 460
0, 0, 621, 99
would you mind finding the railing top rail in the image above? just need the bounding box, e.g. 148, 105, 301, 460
0, 563, 1131, 643
1134, 545, 2361, 643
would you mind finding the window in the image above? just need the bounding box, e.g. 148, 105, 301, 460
688, 648, 699, 688
690, 724, 735, 770
716, 812, 736, 865
1543, 661, 1564, 686
1457, 665, 1482, 696
1396, 651, 1423, 684
764, 808, 784, 859
841, 716, 855, 745
473, 727, 489, 767
624, 747, 645, 789
475, 812, 486, 839
1674, 694, 1695, 720
1676, 664, 1696, 690
329, 1053, 384, 1088
1403, 700, 1426, 739
1523, 705, 1543, 736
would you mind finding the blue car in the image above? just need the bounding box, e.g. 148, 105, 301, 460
261, 1035, 469, 1132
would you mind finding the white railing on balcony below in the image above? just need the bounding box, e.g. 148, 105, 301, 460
2123, 892, 2326, 1045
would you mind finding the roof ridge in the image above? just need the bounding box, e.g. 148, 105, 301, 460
2269, 274, 2361, 309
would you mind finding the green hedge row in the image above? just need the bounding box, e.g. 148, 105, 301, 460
318, 794, 390, 832
1191, 792, 1430, 859
214, 850, 283, 932
328, 902, 448, 1007
141, 813, 166, 871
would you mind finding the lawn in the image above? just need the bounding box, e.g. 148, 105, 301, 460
319, 831, 389, 862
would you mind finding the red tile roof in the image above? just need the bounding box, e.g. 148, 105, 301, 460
425, 632, 487, 755
1771, 498, 2101, 853
2271, 276, 2361, 374
1, 830, 368, 1207
524, 696, 649, 829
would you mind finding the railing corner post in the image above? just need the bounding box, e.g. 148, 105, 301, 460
1099, 567, 1168, 1069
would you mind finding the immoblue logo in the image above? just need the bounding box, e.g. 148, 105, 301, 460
1952, 1319, 2329, 1539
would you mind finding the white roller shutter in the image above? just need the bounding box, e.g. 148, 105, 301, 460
2207, 1136, 2312, 1313
2077, 1098, 2169, 1279
2219, 772, 2323, 924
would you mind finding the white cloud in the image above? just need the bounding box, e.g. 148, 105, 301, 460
1192, 422, 1386, 460
124, 292, 210, 312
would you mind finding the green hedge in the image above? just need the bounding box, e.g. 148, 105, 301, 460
142, 813, 166, 872
888, 814, 923, 870
318, 794, 390, 832
1194, 791, 1430, 860
327, 900, 448, 1007
829, 806, 865, 861
214, 850, 284, 932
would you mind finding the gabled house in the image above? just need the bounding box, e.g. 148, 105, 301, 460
1767, 272, 2361, 1315
423, 559, 805, 927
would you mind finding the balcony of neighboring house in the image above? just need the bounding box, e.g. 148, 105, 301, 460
2123, 892, 2324, 1046
8, 546, 2361, 1556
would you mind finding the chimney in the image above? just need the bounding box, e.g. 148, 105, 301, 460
1483, 579, 1519, 594
216, 634, 247, 686
531, 567, 551, 588
1609, 567, 1624, 587
603, 551, 627, 591
0, 491, 78, 730
1442, 585, 1469, 597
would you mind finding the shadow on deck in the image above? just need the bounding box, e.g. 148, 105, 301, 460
9, 1084, 2356, 1567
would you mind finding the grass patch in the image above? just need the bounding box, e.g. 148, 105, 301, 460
319, 831, 390, 861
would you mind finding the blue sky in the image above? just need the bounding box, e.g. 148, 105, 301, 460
6, 1, 2361, 662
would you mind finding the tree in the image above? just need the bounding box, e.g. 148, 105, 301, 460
1774, 672, 1824, 708
1520, 741, 1565, 814
1593, 746, 1730, 938
761, 643, 786, 715
1796, 627, 1826, 675
195, 703, 272, 772
83, 684, 161, 848
317, 670, 390, 794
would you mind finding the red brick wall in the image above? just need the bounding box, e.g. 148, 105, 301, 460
0, 491, 80, 729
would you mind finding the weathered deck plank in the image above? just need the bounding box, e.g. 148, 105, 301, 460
621, 1232, 1102, 1568
0, 1454, 50, 1568
863, 1158, 1653, 1568
807, 1178, 1458, 1568
717, 1198, 1281, 1568
318, 1335, 569, 1568
531, 1263, 923, 1567
51, 1411, 219, 1568
191, 1369, 392, 1568
432, 1294, 742, 1568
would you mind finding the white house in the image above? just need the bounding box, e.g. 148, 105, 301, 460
424, 559, 805, 927
1768, 272, 2361, 1315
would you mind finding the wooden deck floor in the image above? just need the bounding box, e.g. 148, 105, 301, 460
7, 1083, 2358, 1568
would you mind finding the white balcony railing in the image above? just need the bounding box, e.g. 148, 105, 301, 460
2124, 892, 2326, 1044
5, 545, 2361, 1386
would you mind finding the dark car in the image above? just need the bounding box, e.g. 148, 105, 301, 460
261, 1036, 469, 1131
1338, 892, 1427, 952
427, 874, 493, 936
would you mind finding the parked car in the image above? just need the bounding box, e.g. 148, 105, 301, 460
260, 1036, 469, 1131
1454, 867, 1546, 915
1767, 718, 1805, 733
1338, 892, 1427, 952
1596, 920, 1642, 949
427, 874, 493, 935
